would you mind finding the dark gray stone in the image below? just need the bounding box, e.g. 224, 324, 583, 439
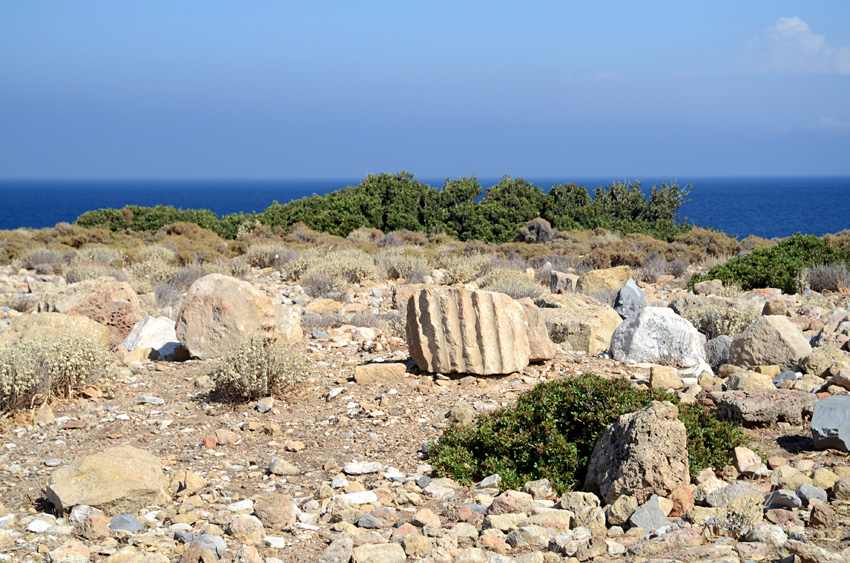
416, 475, 431, 488
109, 513, 144, 533
773, 371, 798, 388
705, 335, 732, 369
614, 279, 649, 320
812, 395, 850, 452
357, 513, 383, 529
197, 534, 227, 557
628, 494, 667, 532
764, 489, 802, 509
796, 483, 828, 506
174, 531, 198, 544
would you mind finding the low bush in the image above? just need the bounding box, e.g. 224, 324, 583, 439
679, 304, 758, 340
376, 248, 430, 283
438, 253, 492, 285
64, 262, 128, 284
244, 243, 297, 269
210, 335, 311, 401
689, 234, 850, 294
481, 268, 545, 300
19, 248, 68, 271
428, 372, 749, 494
800, 263, 850, 293
0, 335, 114, 413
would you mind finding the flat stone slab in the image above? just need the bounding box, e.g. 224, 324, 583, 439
709, 389, 817, 427
812, 395, 850, 452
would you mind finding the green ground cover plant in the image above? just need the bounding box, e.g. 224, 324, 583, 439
690, 233, 850, 294
428, 372, 749, 495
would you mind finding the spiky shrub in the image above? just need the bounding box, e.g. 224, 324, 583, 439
481, 268, 545, 300
438, 253, 492, 285
0, 335, 114, 413
210, 336, 311, 401
244, 243, 298, 269
376, 248, 430, 283
428, 372, 749, 495
679, 304, 758, 340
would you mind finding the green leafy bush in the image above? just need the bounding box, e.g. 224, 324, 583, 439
210, 335, 311, 401
428, 372, 749, 494
0, 335, 114, 413
690, 234, 850, 294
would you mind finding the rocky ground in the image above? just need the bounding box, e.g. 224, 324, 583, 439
2, 265, 850, 563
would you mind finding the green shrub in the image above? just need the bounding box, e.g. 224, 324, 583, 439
0, 335, 113, 413
679, 304, 758, 340
690, 234, 850, 294
428, 372, 749, 494
481, 268, 545, 300
210, 335, 311, 401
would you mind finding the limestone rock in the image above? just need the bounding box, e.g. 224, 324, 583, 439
613, 279, 649, 319
536, 293, 622, 355
351, 542, 406, 563
811, 395, 850, 452
610, 307, 712, 376
516, 298, 558, 361
406, 288, 530, 375
253, 492, 296, 530
0, 312, 111, 348
728, 315, 812, 371
726, 371, 775, 391
38, 277, 141, 349
650, 365, 683, 390
122, 316, 180, 360
576, 265, 632, 294
274, 304, 303, 343
176, 274, 278, 360
46, 446, 167, 514
550, 270, 578, 294
585, 401, 689, 504
693, 279, 724, 295
800, 346, 849, 378
354, 362, 406, 384
710, 389, 817, 427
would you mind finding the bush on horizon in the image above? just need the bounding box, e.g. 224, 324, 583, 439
73, 171, 694, 245
689, 234, 850, 294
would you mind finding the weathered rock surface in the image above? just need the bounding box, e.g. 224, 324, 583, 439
613, 279, 649, 319
406, 288, 531, 375
812, 395, 850, 452
0, 312, 110, 348
576, 265, 632, 294
549, 270, 578, 294
37, 277, 142, 348
516, 298, 558, 361
610, 307, 712, 376
176, 274, 278, 359
585, 401, 689, 504
536, 293, 622, 355
705, 335, 733, 369
710, 389, 817, 427
46, 446, 167, 514
800, 345, 849, 377
274, 303, 304, 343
728, 315, 812, 371
122, 316, 181, 360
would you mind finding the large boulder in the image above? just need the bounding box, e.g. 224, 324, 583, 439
613, 279, 649, 319
516, 298, 558, 362
46, 446, 168, 514
710, 389, 817, 427
609, 307, 712, 376
728, 315, 812, 371
536, 293, 622, 355
576, 265, 632, 294
585, 401, 689, 505
799, 346, 850, 378
668, 294, 763, 322
122, 316, 180, 360
176, 274, 278, 360
0, 312, 110, 348
811, 395, 850, 452
406, 288, 531, 375
37, 277, 142, 348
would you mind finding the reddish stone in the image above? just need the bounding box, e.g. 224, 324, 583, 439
391, 523, 418, 538
456, 505, 484, 526
765, 508, 800, 527
668, 485, 695, 518
478, 535, 508, 555
486, 496, 518, 515
203, 435, 218, 449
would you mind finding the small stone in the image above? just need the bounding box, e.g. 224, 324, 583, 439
796, 483, 828, 506
27, 519, 51, 533
477, 474, 501, 489
411, 508, 441, 528
342, 461, 382, 475
268, 458, 299, 476
401, 534, 432, 557
44, 459, 62, 467
256, 397, 274, 413
357, 513, 382, 529
628, 495, 667, 533
140, 395, 165, 405
197, 534, 227, 558
227, 499, 254, 512
109, 513, 144, 533
48, 539, 90, 563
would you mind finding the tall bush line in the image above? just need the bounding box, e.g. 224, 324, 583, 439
75, 171, 692, 243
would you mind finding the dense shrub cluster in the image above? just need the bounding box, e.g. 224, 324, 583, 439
75, 172, 693, 244
0, 335, 114, 413
690, 234, 850, 294
428, 372, 749, 494
210, 335, 311, 401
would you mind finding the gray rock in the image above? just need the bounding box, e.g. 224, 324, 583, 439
197, 534, 227, 557
477, 474, 501, 489
109, 513, 143, 533
764, 489, 802, 509
549, 526, 592, 557
705, 335, 732, 369
628, 495, 667, 533
613, 279, 649, 319
812, 395, 850, 452
140, 396, 164, 405
318, 537, 354, 563
796, 483, 828, 506
69, 505, 102, 525
550, 271, 578, 294
357, 514, 382, 529
312, 330, 328, 339
773, 371, 798, 388
609, 307, 712, 377
268, 458, 299, 476
710, 389, 817, 427
728, 315, 812, 371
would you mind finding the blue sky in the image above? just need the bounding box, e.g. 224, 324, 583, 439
1, 1, 848, 179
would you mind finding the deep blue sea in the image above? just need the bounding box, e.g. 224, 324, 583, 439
0, 176, 848, 239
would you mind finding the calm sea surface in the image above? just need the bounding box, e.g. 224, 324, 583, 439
0, 176, 848, 239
